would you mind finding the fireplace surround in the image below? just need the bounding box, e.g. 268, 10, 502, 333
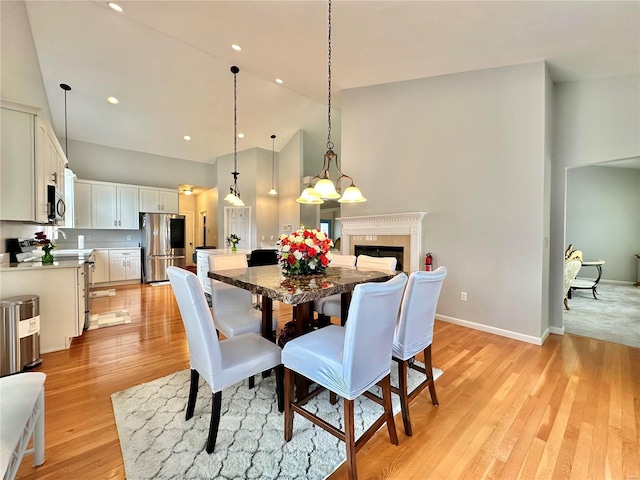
337, 212, 426, 272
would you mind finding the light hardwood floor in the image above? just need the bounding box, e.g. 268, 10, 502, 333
16, 283, 640, 480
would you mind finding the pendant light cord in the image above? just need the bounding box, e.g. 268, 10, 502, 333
271, 134, 276, 189
326, 0, 333, 150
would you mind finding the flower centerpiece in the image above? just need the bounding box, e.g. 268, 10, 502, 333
226, 234, 241, 252
277, 226, 333, 276
35, 231, 54, 264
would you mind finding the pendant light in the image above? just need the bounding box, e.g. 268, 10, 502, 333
60, 83, 71, 167
296, 0, 366, 204
224, 66, 245, 207
268, 134, 278, 196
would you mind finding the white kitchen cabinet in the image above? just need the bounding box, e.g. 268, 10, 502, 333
139, 187, 179, 213
109, 249, 141, 281
91, 182, 139, 229
1, 102, 66, 223
92, 249, 110, 283
0, 265, 84, 353
74, 180, 92, 228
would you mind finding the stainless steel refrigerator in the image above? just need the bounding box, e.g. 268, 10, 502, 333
140, 213, 186, 283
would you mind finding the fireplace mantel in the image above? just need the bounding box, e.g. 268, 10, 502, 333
337, 212, 426, 272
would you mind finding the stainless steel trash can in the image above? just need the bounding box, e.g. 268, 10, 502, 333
1, 295, 41, 377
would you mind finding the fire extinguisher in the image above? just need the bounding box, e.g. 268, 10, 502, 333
425, 253, 433, 271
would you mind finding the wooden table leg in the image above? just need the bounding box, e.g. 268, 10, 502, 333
340, 291, 352, 326
292, 302, 313, 399
261, 296, 274, 342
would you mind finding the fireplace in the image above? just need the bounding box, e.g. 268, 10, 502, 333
354, 245, 404, 271
338, 212, 426, 272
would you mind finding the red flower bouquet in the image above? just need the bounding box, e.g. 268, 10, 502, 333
277, 227, 333, 275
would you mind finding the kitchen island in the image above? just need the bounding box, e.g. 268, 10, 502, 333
0, 258, 89, 353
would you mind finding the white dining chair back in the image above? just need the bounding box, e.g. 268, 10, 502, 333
356, 254, 397, 271
343, 272, 408, 394
168, 266, 223, 379
330, 254, 357, 267
167, 266, 284, 454
207, 254, 276, 337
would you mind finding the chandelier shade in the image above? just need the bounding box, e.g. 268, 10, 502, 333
296, 0, 366, 205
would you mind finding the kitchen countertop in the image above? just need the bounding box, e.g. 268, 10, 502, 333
1, 258, 90, 271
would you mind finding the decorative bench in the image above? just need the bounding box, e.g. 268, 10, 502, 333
1, 372, 46, 480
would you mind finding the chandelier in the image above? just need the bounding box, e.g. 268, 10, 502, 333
224, 65, 245, 207
296, 0, 366, 204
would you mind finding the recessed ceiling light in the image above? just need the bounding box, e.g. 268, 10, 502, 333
231, 44, 242, 51
237, 133, 245, 139
108, 2, 123, 12
183, 135, 191, 141
107, 96, 119, 104
275, 78, 284, 84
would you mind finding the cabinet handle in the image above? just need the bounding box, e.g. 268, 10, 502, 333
118, 220, 121, 226
52, 171, 57, 184
114, 220, 117, 227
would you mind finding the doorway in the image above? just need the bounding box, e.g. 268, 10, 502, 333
180, 211, 195, 266
224, 206, 252, 250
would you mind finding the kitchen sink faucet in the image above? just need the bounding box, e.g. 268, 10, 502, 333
52, 229, 66, 240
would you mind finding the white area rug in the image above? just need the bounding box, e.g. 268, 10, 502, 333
87, 310, 131, 330
564, 283, 639, 348
89, 289, 116, 298
112, 363, 442, 480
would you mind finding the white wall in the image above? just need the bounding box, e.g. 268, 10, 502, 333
66, 139, 216, 189
255, 148, 280, 243
566, 166, 640, 282
341, 62, 549, 342
278, 131, 303, 234
550, 75, 640, 331
0, 1, 52, 124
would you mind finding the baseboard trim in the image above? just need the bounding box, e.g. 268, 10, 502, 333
599, 279, 635, 286
437, 315, 546, 345
549, 326, 565, 336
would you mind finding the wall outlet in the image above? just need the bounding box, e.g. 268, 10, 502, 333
460, 291, 468, 301
86, 235, 91, 240
126, 235, 131, 240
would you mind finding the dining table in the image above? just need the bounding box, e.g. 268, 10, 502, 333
207, 264, 398, 342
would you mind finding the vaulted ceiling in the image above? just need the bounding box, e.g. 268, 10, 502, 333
23, 1, 640, 164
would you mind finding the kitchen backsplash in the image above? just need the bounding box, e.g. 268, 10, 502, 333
0, 221, 142, 253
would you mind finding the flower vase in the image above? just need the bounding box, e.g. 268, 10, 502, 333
232, 245, 237, 253
42, 250, 54, 265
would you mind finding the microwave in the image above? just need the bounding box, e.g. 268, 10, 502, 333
47, 184, 66, 223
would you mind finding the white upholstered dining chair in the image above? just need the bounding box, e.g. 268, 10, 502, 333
319, 254, 398, 326
314, 253, 357, 326
391, 267, 447, 435
282, 272, 408, 480
208, 254, 277, 338
167, 266, 283, 454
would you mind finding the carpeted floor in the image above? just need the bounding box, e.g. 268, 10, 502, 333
563, 282, 639, 348
112, 363, 442, 480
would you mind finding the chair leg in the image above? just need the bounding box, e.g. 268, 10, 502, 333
397, 359, 412, 436
186, 369, 199, 420
330, 391, 338, 405
424, 345, 439, 406
275, 364, 284, 413
249, 375, 255, 389
564, 297, 570, 310
344, 398, 358, 480
381, 375, 398, 446
206, 391, 222, 454
284, 368, 295, 441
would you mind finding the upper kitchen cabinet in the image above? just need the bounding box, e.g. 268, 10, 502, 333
73, 180, 92, 228
1, 101, 67, 223
139, 187, 179, 214
91, 181, 139, 229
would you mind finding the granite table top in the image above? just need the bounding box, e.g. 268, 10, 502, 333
208, 264, 397, 305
